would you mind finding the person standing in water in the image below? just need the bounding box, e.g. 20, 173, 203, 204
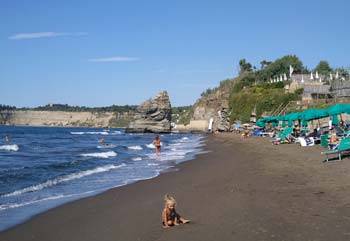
152, 135, 161, 156
99, 137, 108, 146
5, 135, 10, 142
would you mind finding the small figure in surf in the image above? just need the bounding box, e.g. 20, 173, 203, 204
5, 135, 10, 142
99, 137, 109, 146
152, 135, 161, 156
162, 194, 190, 228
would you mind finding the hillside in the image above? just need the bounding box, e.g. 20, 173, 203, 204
189, 55, 313, 127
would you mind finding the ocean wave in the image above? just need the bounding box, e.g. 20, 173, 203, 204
132, 157, 142, 161
128, 145, 143, 150
146, 143, 155, 149
0, 189, 100, 211
147, 163, 159, 166
1, 163, 126, 198
173, 137, 190, 143
0, 144, 19, 151
70, 131, 109, 135
97, 144, 117, 149
110, 131, 122, 135
80, 151, 117, 158
169, 143, 181, 146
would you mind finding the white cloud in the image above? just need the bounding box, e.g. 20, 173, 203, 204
9, 32, 87, 40
88, 57, 141, 63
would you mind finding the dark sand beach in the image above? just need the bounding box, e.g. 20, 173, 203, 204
2, 133, 350, 241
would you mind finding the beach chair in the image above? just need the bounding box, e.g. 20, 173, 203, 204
321, 137, 350, 162
271, 127, 294, 144
277, 127, 293, 140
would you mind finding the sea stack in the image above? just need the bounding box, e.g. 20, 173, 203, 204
125, 91, 172, 133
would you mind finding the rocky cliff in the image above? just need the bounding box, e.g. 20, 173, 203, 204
189, 88, 230, 132
125, 91, 172, 133
0, 110, 134, 127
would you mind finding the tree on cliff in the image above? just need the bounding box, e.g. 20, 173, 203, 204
260, 60, 272, 69
238, 59, 253, 74
0, 105, 16, 111
314, 61, 333, 75
255, 55, 306, 82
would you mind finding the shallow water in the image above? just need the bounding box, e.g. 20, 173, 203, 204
0, 126, 205, 231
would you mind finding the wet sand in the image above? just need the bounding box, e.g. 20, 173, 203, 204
2, 133, 350, 241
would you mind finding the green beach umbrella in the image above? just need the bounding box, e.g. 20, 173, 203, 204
284, 112, 303, 121
271, 121, 278, 127
332, 115, 339, 126
256, 120, 266, 127
327, 104, 350, 116
301, 109, 329, 121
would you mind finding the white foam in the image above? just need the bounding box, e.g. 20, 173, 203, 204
0, 189, 99, 211
110, 131, 122, 135
146, 143, 155, 148
70, 131, 109, 135
2, 164, 126, 198
0, 144, 19, 151
169, 143, 181, 146
182, 137, 189, 140
97, 144, 117, 149
128, 145, 143, 150
80, 151, 117, 158
132, 157, 142, 161
147, 163, 159, 166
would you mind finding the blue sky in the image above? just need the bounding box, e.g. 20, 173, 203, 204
1, 0, 349, 107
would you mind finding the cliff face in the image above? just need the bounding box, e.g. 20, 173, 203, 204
189, 88, 230, 131
0, 110, 134, 127
126, 91, 172, 133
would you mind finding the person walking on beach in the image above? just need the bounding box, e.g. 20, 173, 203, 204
152, 135, 161, 156
329, 117, 333, 130
162, 194, 190, 228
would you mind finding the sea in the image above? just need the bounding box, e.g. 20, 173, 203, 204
0, 126, 206, 231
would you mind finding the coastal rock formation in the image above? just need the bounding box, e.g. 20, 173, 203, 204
0, 110, 134, 127
217, 108, 230, 131
188, 89, 230, 132
125, 91, 172, 133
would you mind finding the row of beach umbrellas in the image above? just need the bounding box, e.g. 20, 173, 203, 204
256, 104, 350, 128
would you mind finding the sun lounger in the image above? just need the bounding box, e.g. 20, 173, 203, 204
321, 137, 350, 162
271, 127, 296, 145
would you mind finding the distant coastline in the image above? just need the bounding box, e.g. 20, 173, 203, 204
0, 110, 134, 128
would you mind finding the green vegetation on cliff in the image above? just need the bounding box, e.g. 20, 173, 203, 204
172, 106, 192, 125
229, 84, 300, 122
0, 105, 16, 111
200, 55, 309, 123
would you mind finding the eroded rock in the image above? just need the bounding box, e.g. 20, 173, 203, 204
125, 91, 172, 133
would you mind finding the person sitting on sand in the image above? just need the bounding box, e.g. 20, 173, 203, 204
329, 131, 339, 149
162, 194, 190, 228
152, 135, 161, 156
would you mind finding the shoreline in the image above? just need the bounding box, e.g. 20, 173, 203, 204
2, 133, 350, 240
0, 130, 206, 232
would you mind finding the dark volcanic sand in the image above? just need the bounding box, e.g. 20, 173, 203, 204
2, 133, 350, 241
